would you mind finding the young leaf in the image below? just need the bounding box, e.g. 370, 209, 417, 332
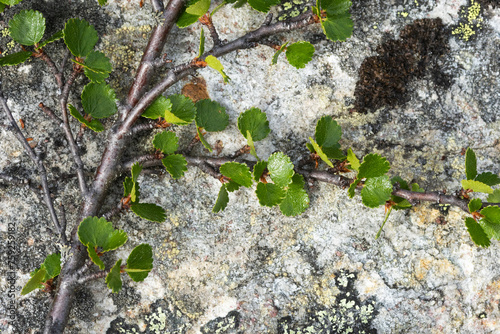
246, 131, 259, 160
225, 180, 241, 192
123, 177, 133, 197
479, 206, 500, 240
475, 172, 500, 186
238, 108, 270, 141
87, 246, 105, 270
98, 0, 108, 5
279, 174, 309, 216
322, 145, 345, 160
142, 95, 173, 120
271, 42, 288, 65
213, 184, 229, 213
285, 41, 315, 69
461, 180, 493, 194
36, 30, 64, 50
106, 259, 123, 293
468, 198, 482, 213
253, 160, 268, 181
321, 14, 353, 42
411, 183, 425, 193
309, 137, 334, 168
465, 217, 490, 248
360, 175, 392, 208
1, 0, 23, 6
81, 82, 117, 119
130, 163, 142, 202
348, 178, 360, 198
63, 18, 99, 57
247, 0, 280, 12
195, 99, 229, 132
68, 104, 105, 132
162, 154, 188, 179
77, 216, 128, 251
346, 148, 360, 171
465, 147, 477, 180
0, 51, 32, 67
315, 116, 342, 148
198, 28, 205, 58
487, 189, 500, 203
320, 0, 352, 16
153, 131, 179, 155
358, 154, 390, 179
256, 182, 285, 207
165, 94, 196, 125
220, 162, 253, 187
131, 162, 142, 183
21, 267, 46, 295
125, 244, 153, 282
205, 55, 230, 83
82, 51, 112, 83
9, 10, 45, 46
197, 127, 212, 152
42, 253, 61, 279
267, 152, 295, 187
130, 203, 166, 223
177, 0, 211, 28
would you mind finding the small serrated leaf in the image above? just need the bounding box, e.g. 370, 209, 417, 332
81, 82, 117, 119
197, 127, 212, 152
162, 154, 188, 179
321, 13, 353, 42
36, 30, 64, 50
475, 172, 500, 186
220, 162, 253, 187
69, 104, 105, 132
130, 203, 166, 223
411, 183, 424, 193
309, 137, 334, 168
153, 131, 179, 155
348, 178, 360, 198
78, 216, 128, 251
213, 184, 229, 213
125, 244, 153, 282
9, 10, 45, 46
82, 51, 112, 83
87, 246, 105, 270
63, 18, 98, 57
123, 177, 133, 197
285, 41, 314, 69
195, 99, 229, 132
271, 42, 287, 65
267, 152, 295, 187
225, 180, 241, 192
21, 267, 46, 295
166, 94, 196, 125
465, 148, 477, 180
361, 175, 392, 208
106, 259, 123, 293
43, 253, 61, 279
253, 160, 268, 181
142, 95, 172, 120
346, 148, 360, 171
468, 198, 482, 213
1, 0, 23, 6
279, 174, 309, 216
479, 206, 500, 240
247, 0, 280, 12
205, 55, 230, 83
0, 51, 32, 67
315, 116, 342, 148
487, 189, 500, 203
465, 217, 490, 247
358, 154, 390, 179
238, 108, 270, 142
461, 179, 493, 194
256, 182, 285, 207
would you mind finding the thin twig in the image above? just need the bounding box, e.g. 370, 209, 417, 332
199, 14, 222, 47
37, 51, 63, 88
39, 102, 63, 125
59, 49, 71, 79
76, 271, 108, 285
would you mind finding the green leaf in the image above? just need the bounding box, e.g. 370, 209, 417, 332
142, 95, 172, 120
306, 142, 315, 153
465, 148, 477, 180
461, 179, 493, 194
361, 175, 392, 208
213, 184, 229, 213
130, 203, 166, 223
411, 183, 424, 192
166, 94, 196, 125
197, 127, 212, 152
9, 10, 45, 46
256, 182, 285, 207
348, 178, 360, 198
129, 162, 142, 203
487, 189, 500, 203
320, 0, 352, 16
87, 246, 105, 270
285, 41, 314, 69
131, 162, 142, 183
98, 0, 108, 5
78, 216, 128, 251
271, 42, 287, 65
315, 116, 342, 148
358, 154, 390, 179
63, 18, 98, 57
81, 82, 117, 119
321, 14, 353, 42
1, 0, 23, 6
246, 131, 259, 160
375, 206, 392, 239
0, 3, 4, 13
123, 177, 133, 197
475, 172, 500, 186
465, 217, 490, 247
205, 55, 230, 83
0, 51, 31, 66
82, 51, 112, 83
42, 253, 61, 279
162, 154, 188, 179
247, 0, 280, 12
479, 206, 500, 240
195, 99, 229, 132
125, 244, 153, 282
225, 180, 241, 192
346, 148, 360, 171
36, 30, 64, 50
68, 104, 105, 132
468, 198, 482, 213
237, 108, 270, 141
279, 174, 309, 216
267, 152, 295, 187
253, 160, 268, 182
309, 137, 334, 168
153, 131, 179, 155
390, 176, 411, 209
390, 176, 409, 190
219, 162, 253, 187
322, 146, 344, 160
176, 12, 200, 28
198, 28, 205, 58
21, 267, 46, 295
106, 259, 123, 293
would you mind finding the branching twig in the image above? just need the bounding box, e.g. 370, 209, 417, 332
36, 51, 64, 88
39, 102, 63, 125
76, 270, 108, 285
199, 13, 222, 47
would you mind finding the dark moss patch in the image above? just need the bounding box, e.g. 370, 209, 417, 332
354, 18, 451, 113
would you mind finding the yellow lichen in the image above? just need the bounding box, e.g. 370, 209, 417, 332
452, 0, 483, 41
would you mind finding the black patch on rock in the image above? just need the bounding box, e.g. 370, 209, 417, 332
200, 310, 241, 334
354, 18, 451, 113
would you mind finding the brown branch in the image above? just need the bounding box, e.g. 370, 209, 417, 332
76, 270, 108, 285
37, 50, 64, 88
39, 102, 63, 125
199, 13, 222, 47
